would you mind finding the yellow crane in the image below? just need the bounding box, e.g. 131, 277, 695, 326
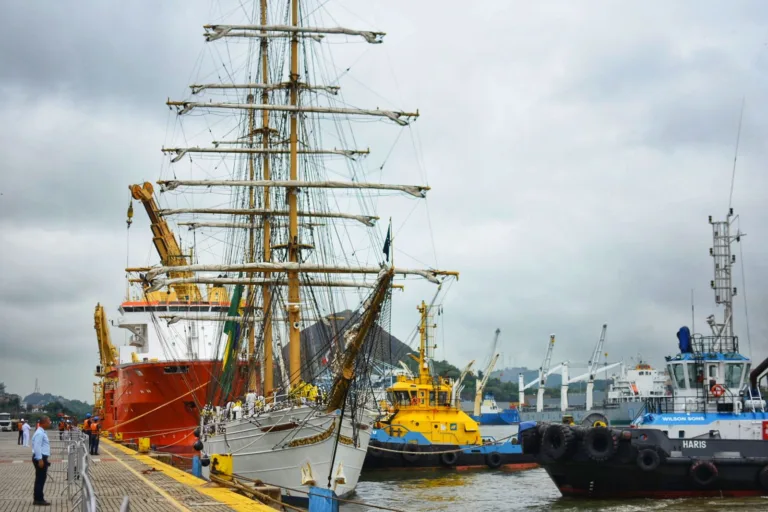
93, 303, 119, 413
129, 182, 202, 302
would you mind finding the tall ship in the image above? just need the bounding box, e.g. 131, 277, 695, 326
101, 0, 459, 503
522, 210, 768, 498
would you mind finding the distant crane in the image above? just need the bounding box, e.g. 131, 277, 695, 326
518, 334, 564, 412
562, 324, 622, 411
453, 360, 475, 408
474, 329, 501, 417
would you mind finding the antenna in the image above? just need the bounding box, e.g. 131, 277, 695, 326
34, 378, 40, 394
691, 289, 695, 334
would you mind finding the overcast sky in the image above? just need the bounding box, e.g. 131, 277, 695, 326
1, 0, 767, 402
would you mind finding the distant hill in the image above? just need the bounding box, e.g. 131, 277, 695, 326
284, 309, 416, 381
23, 393, 92, 417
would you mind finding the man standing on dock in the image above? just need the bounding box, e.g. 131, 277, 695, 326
22, 419, 31, 447
31, 415, 51, 506
18, 419, 24, 445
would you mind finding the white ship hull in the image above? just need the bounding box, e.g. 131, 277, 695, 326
203, 405, 373, 499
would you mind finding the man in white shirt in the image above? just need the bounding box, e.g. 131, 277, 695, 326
22, 419, 31, 447
31, 415, 52, 506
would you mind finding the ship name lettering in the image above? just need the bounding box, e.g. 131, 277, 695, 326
682, 440, 707, 449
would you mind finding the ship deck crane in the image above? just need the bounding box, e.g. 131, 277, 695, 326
93, 303, 119, 413
562, 324, 622, 411
129, 182, 203, 302
518, 334, 562, 412
474, 329, 501, 417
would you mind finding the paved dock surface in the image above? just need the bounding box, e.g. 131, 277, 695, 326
0, 432, 271, 511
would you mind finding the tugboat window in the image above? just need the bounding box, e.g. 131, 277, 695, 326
678, 430, 685, 438
670, 364, 686, 389
725, 363, 744, 389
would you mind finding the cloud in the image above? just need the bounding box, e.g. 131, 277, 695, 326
1, 0, 768, 403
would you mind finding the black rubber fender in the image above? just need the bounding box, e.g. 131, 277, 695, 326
541, 424, 575, 461
440, 451, 459, 466
520, 429, 542, 455
200, 456, 210, 467
583, 427, 617, 462
690, 460, 718, 487
485, 451, 503, 469
368, 440, 384, 458
402, 443, 420, 463
636, 448, 660, 471
757, 465, 768, 490
193, 440, 204, 451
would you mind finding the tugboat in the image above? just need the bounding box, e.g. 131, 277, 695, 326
364, 302, 536, 471
521, 210, 768, 498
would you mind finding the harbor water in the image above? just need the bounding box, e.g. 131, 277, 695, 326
348, 426, 768, 511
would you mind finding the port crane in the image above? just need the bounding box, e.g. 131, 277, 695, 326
452, 360, 475, 408
562, 324, 621, 410
474, 329, 501, 417
518, 334, 565, 412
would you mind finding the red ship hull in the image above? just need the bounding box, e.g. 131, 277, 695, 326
99, 360, 252, 454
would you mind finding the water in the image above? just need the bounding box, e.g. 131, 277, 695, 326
344, 426, 768, 511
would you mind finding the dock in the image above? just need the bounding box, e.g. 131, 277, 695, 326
0, 431, 273, 512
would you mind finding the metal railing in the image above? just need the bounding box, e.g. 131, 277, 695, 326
58, 429, 97, 512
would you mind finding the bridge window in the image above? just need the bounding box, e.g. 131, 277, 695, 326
725, 363, 744, 389
669, 364, 686, 389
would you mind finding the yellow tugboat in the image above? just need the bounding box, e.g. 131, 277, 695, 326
363, 301, 537, 471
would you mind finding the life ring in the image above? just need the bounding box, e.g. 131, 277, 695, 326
690, 460, 718, 487
541, 424, 575, 461
757, 465, 768, 490
711, 384, 726, 398
440, 451, 459, 466
636, 448, 660, 471
485, 451, 503, 469
583, 427, 617, 462
402, 443, 420, 463
411, 397, 418, 406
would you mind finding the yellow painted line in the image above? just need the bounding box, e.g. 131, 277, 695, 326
101, 439, 273, 512
100, 444, 190, 512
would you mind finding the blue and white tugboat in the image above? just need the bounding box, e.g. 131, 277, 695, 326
521, 210, 768, 498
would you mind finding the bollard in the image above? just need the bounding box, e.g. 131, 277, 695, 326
138, 437, 151, 453
192, 456, 202, 478
308, 486, 338, 512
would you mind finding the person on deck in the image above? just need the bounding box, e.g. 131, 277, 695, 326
22, 419, 31, 447
58, 419, 65, 440
83, 413, 92, 451
18, 419, 24, 445
31, 415, 52, 506
89, 417, 101, 455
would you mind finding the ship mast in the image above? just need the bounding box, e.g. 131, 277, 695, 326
287, 0, 301, 387
260, 0, 274, 396
707, 209, 743, 352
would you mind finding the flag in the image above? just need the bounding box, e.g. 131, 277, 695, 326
382, 221, 391, 262
221, 280, 244, 369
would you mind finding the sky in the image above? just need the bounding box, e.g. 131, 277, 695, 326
1, 0, 767, 402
